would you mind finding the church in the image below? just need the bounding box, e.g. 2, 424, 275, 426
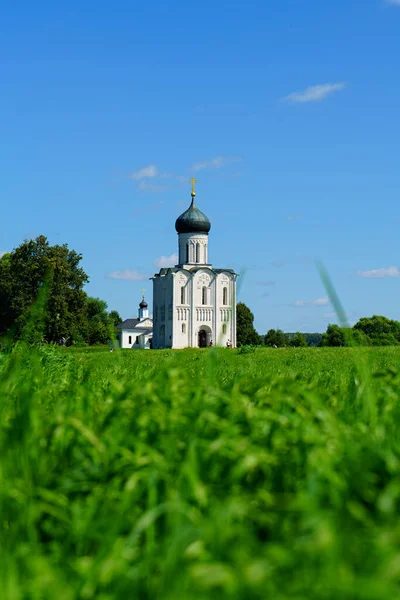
151, 180, 237, 349
116, 295, 153, 349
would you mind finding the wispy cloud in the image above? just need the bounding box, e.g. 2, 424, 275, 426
132, 200, 165, 217
106, 269, 149, 281
255, 280, 276, 287
0, 251, 7, 258
357, 265, 400, 278
138, 181, 168, 193
191, 156, 242, 172
154, 253, 178, 269
293, 296, 329, 307
283, 82, 346, 103
129, 165, 158, 180
386, 0, 400, 5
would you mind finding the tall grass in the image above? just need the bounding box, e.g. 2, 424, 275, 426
1, 343, 400, 599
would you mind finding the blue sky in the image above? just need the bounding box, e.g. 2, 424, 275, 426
2, 0, 400, 334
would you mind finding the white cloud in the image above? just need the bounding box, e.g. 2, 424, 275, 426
0, 251, 7, 258
129, 164, 158, 180
191, 156, 242, 172
153, 253, 178, 269
138, 180, 168, 192
294, 296, 329, 307
357, 265, 400, 278
106, 269, 149, 281
283, 82, 346, 103
386, 0, 400, 5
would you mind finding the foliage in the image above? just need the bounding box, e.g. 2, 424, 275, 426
236, 302, 261, 346
109, 310, 122, 328
322, 316, 400, 347
289, 331, 307, 347
305, 332, 323, 346
86, 297, 116, 345
2, 345, 400, 598
286, 333, 323, 347
321, 324, 347, 347
354, 315, 400, 346
0, 236, 117, 345
264, 328, 287, 347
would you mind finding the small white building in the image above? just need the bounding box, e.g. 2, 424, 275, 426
116, 296, 153, 349
151, 181, 237, 349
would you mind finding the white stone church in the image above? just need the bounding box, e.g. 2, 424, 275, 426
116, 297, 153, 349
151, 181, 237, 348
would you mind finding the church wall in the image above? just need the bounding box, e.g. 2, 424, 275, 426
215, 272, 237, 347
152, 273, 174, 349
178, 233, 209, 266
120, 329, 152, 349
172, 270, 192, 348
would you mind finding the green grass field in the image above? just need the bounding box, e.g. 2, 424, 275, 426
2, 345, 400, 599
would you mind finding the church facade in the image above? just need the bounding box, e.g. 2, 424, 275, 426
152, 181, 237, 349
116, 296, 153, 349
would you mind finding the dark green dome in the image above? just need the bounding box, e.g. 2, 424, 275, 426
175, 196, 211, 234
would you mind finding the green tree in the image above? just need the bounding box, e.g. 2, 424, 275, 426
236, 302, 261, 346
321, 324, 346, 347
264, 329, 287, 347
0, 236, 88, 342
109, 310, 122, 328
290, 332, 307, 347
354, 315, 400, 345
86, 298, 115, 345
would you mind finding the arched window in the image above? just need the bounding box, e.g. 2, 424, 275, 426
181, 286, 185, 304
182, 323, 186, 334
202, 286, 207, 305
223, 287, 228, 305
222, 323, 227, 335
196, 243, 200, 263
186, 243, 189, 263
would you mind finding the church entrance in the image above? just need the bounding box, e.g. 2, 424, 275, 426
198, 329, 207, 348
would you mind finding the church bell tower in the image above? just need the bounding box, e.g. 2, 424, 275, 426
151, 180, 237, 349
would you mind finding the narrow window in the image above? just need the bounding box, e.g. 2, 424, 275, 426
186, 243, 189, 263
196, 243, 200, 263
182, 323, 186, 334
128, 335, 132, 344
223, 287, 228, 305
135, 336, 139, 344
202, 286, 207, 305
222, 323, 227, 334
181, 286, 185, 304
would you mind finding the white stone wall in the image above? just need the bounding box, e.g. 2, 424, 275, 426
166, 267, 237, 349
173, 270, 191, 348
120, 329, 152, 349
178, 233, 209, 266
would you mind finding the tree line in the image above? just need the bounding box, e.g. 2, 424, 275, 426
237, 302, 400, 348
0, 236, 121, 345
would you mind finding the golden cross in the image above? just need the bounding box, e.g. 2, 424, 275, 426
189, 177, 197, 195
141, 287, 146, 298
